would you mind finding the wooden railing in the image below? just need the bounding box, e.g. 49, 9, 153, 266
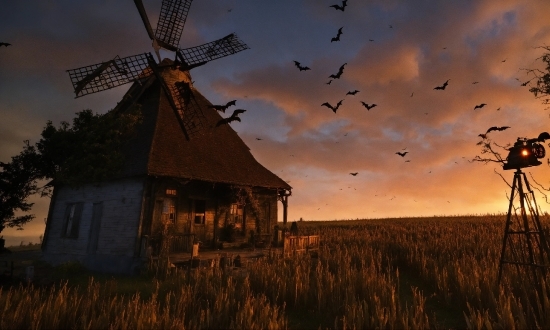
283, 235, 320, 256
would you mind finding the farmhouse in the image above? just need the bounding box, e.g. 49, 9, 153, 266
41, 64, 291, 274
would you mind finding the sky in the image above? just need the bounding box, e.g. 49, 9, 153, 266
1, 0, 550, 245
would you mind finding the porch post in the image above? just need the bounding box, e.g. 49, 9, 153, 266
283, 194, 288, 227
278, 189, 291, 228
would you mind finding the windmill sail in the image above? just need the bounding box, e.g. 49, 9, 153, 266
177, 33, 249, 68
171, 81, 207, 137
67, 53, 152, 97
154, 0, 192, 51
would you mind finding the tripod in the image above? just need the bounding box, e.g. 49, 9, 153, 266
498, 169, 550, 285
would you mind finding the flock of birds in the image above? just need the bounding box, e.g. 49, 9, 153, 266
209, 0, 519, 189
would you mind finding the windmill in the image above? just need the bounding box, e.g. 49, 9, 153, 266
66, 0, 249, 138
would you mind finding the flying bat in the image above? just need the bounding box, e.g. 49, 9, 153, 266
434, 79, 450, 90
0, 42, 11, 47
486, 126, 510, 134
473, 103, 487, 110
209, 100, 237, 113
346, 90, 359, 95
322, 100, 344, 113
329, 63, 347, 79
396, 151, 408, 157
293, 61, 311, 71
331, 27, 343, 42
350, 172, 358, 176
216, 109, 246, 127
326, 80, 333, 85
360, 102, 377, 110
330, 0, 347, 11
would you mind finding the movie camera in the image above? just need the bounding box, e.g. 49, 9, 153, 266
502, 132, 550, 170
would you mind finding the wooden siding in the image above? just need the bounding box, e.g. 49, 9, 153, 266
43, 178, 145, 259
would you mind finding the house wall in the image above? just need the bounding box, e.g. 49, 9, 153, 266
145, 180, 280, 247
42, 177, 146, 274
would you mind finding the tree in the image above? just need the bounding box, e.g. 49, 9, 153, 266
525, 46, 550, 107
0, 107, 141, 233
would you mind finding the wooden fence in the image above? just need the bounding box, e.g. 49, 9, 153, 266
283, 235, 320, 256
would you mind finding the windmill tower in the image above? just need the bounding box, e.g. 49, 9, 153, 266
66, 0, 249, 138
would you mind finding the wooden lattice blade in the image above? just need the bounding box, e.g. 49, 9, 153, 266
154, 0, 192, 51
134, 0, 156, 41
171, 81, 207, 137
176, 33, 249, 68
67, 53, 153, 98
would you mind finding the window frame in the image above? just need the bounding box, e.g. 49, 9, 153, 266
62, 202, 84, 239
193, 199, 206, 225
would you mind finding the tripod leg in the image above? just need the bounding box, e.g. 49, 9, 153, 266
498, 171, 519, 284
521, 172, 550, 280
517, 172, 540, 286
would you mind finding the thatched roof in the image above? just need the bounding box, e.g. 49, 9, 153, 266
116, 60, 291, 191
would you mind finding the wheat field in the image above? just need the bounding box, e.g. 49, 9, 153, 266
1, 215, 549, 329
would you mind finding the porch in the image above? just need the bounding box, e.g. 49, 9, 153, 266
139, 233, 321, 269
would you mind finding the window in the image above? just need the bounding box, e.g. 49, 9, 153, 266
162, 198, 176, 222
166, 189, 177, 196
230, 203, 244, 229
62, 202, 84, 239
194, 200, 206, 225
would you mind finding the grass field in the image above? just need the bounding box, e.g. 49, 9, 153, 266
1, 215, 549, 329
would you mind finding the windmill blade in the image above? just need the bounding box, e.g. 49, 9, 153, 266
176, 33, 249, 69
154, 0, 192, 51
134, 0, 156, 41
171, 81, 207, 137
134, 0, 162, 60
67, 53, 152, 98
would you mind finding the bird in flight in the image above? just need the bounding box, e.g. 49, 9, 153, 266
293, 61, 311, 71
326, 80, 333, 85
209, 100, 237, 113
472, 81, 479, 84
322, 100, 344, 113
473, 103, 487, 110
216, 109, 246, 127
256, 138, 263, 140
434, 79, 450, 90
486, 126, 510, 134
329, 63, 347, 79
0, 42, 11, 47
330, 0, 347, 11
396, 151, 408, 157
350, 172, 358, 176
346, 90, 359, 95
360, 102, 377, 110
331, 27, 343, 42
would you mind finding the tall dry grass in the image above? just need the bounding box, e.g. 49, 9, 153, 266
1, 215, 549, 329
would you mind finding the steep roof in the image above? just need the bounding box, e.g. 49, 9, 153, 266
117, 62, 291, 190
